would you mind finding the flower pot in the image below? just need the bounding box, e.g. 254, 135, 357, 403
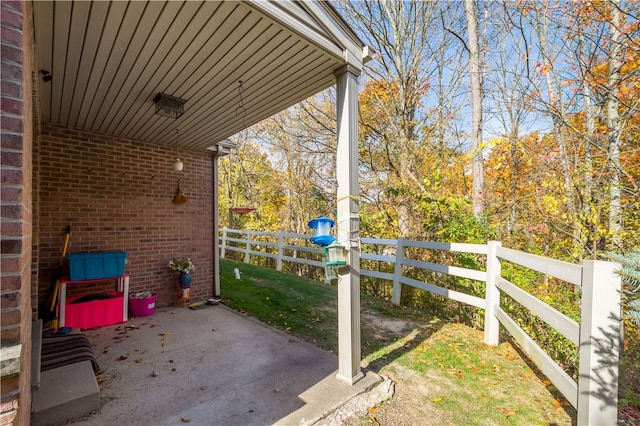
179, 272, 192, 288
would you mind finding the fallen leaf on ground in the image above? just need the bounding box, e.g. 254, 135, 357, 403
117, 355, 128, 361
135, 357, 143, 363
501, 408, 517, 418
180, 417, 191, 422
159, 332, 171, 336
151, 371, 159, 377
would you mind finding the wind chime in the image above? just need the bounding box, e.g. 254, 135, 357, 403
172, 129, 187, 204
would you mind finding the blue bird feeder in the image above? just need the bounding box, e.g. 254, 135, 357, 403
308, 216, 336, 246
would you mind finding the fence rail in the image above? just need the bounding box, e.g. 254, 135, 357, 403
219, 228, 621, 425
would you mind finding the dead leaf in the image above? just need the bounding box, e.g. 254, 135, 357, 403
501, 408, 517, 418
369, 406, 377, 413
135, 357, 143, 363
180, 417, 191, 423
117, 355, 128, 361
200, 385, 206, 391
159, 332, 171, 336
151, 370, 159, 377
171, 367, 177, 372
168, 359, 174, 363
274, 388, 280, 393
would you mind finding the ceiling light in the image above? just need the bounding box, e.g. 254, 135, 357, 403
153, 93, 186, 119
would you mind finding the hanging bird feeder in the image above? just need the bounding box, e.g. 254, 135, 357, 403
308, 216, 336, 246
325, 241, 348, 266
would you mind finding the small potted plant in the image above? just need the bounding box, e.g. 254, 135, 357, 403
168, 257, 195, 288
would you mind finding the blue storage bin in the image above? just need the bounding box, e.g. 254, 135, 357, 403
67, 251, 127, 281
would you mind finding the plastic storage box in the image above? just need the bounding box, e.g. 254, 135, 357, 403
64, 291, 125, 328
67, 251, 127, 281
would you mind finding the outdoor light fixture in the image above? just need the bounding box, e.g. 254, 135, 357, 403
172, 129, 184, 171
153, 92, 186, 119
308, 216, 336, 246
40, 70, 52, 82
325, 241, 348, 266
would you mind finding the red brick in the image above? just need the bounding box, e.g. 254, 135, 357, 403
0, 115, 22, 133
0, 98, 21, 115
1, 239, 22, 254
0, 327, 20, 345
0, 168, 22, 185
0, 133, 22, 149
0, 44, 22, 64
0, 6, 22, 28
0, 62, 21, 81
0, 309, 20, 327
0, 25, 21, 47
2, 271, 22, 292
0, 150, 22, 166
1, 256, 20, 272
0, 187, 21, 203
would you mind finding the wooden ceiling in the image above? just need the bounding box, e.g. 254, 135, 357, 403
33, 1, 363, 151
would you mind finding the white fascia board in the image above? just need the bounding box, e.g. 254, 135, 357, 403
247, 0, 349, 65
301, 1, 368, 68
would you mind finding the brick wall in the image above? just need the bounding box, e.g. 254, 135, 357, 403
1, 1, 34, 424
37, 123, 215, 309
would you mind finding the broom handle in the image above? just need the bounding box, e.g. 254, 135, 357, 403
60, 225, 71, 265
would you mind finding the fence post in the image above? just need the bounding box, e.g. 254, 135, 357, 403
577, 260, 621, 426
220, 229, 227, 259
244, 231, 253, 264
484, 241, 501, 345
276, 234, 284, 272
391, 238, 405, 305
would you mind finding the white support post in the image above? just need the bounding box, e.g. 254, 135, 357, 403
577, 260, 621, 426
220, 229, 227, 259
484, 241, 501, 345
391, 238, 405, 305
213, 154, 222, 297
276, 234, 284, 272
244, 231, 253, 264
335, 65, 363, 385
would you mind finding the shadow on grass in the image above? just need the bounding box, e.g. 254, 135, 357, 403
506, 335, 578, 425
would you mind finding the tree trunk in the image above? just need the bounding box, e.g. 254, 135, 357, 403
464, 0, 484, 220
607, 0, 623, 251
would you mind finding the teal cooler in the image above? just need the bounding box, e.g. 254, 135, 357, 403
67, 251, 127, 281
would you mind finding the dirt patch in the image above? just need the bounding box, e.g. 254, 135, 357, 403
361, 311, 414, 336
339, 364, 454, 426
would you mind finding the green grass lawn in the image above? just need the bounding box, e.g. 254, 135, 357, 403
220, 259, 575, 425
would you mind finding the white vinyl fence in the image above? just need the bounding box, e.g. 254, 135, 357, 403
219, 228, 621, 425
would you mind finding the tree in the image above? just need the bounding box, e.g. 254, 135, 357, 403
463, 0, 485, 219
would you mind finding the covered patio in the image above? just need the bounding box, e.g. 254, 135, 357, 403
62, 304, 383, 426
0, 1, 372, 423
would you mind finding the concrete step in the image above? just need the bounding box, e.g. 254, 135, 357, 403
31, 360, 100, 426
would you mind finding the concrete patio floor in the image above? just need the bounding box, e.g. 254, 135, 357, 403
69, 303, 384, 425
